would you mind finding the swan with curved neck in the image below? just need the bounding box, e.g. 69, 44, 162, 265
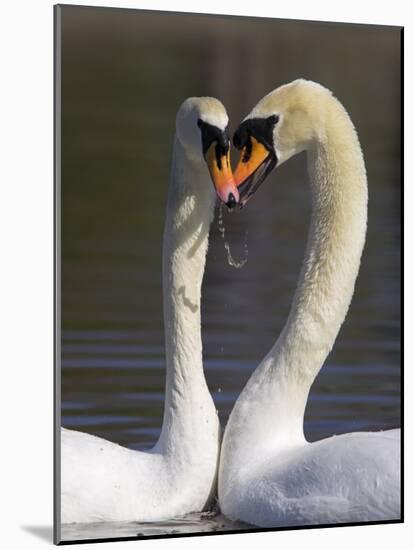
218, 80, 400, 526
61, 97, 239, 523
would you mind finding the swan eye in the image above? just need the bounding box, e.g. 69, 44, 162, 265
268, 115, 279, 125
197, 118, 204, 129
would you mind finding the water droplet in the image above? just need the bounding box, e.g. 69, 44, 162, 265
218, 203, 248, 269
224, 242, 248, 269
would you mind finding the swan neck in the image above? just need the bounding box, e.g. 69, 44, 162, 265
222, 104, 368, 468
158, 138, 217, 453
277, 112, 368, 387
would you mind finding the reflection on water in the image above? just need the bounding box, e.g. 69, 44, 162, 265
59, 6, 401, 542
61, 511, 250, 541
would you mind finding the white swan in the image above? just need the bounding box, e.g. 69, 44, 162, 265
218, 80, 400, 527
61, 97, 239, 524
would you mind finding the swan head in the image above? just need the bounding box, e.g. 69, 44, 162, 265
233, 79, 330, 207
176, 97, 239, 209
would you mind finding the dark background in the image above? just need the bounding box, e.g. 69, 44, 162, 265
60, 6, 401, 451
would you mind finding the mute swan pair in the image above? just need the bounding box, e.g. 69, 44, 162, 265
61, 80, 400, 528
61, 98, 238, 523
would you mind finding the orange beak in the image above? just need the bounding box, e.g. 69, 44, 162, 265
232, 136, 277, 208
205, 143, 239, 208
233, 137, 271, 186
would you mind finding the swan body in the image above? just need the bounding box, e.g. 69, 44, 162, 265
62, 97, 238, 524
219, 80, 400, 527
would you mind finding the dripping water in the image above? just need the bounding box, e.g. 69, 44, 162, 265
218, 203, 248, 269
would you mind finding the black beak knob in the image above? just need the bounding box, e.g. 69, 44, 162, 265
226, 193, 237, 210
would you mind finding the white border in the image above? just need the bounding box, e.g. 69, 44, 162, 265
1, 1, 411, 548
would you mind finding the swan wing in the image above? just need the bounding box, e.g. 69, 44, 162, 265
61, 428, 162, 523
222, 429, 400, 527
